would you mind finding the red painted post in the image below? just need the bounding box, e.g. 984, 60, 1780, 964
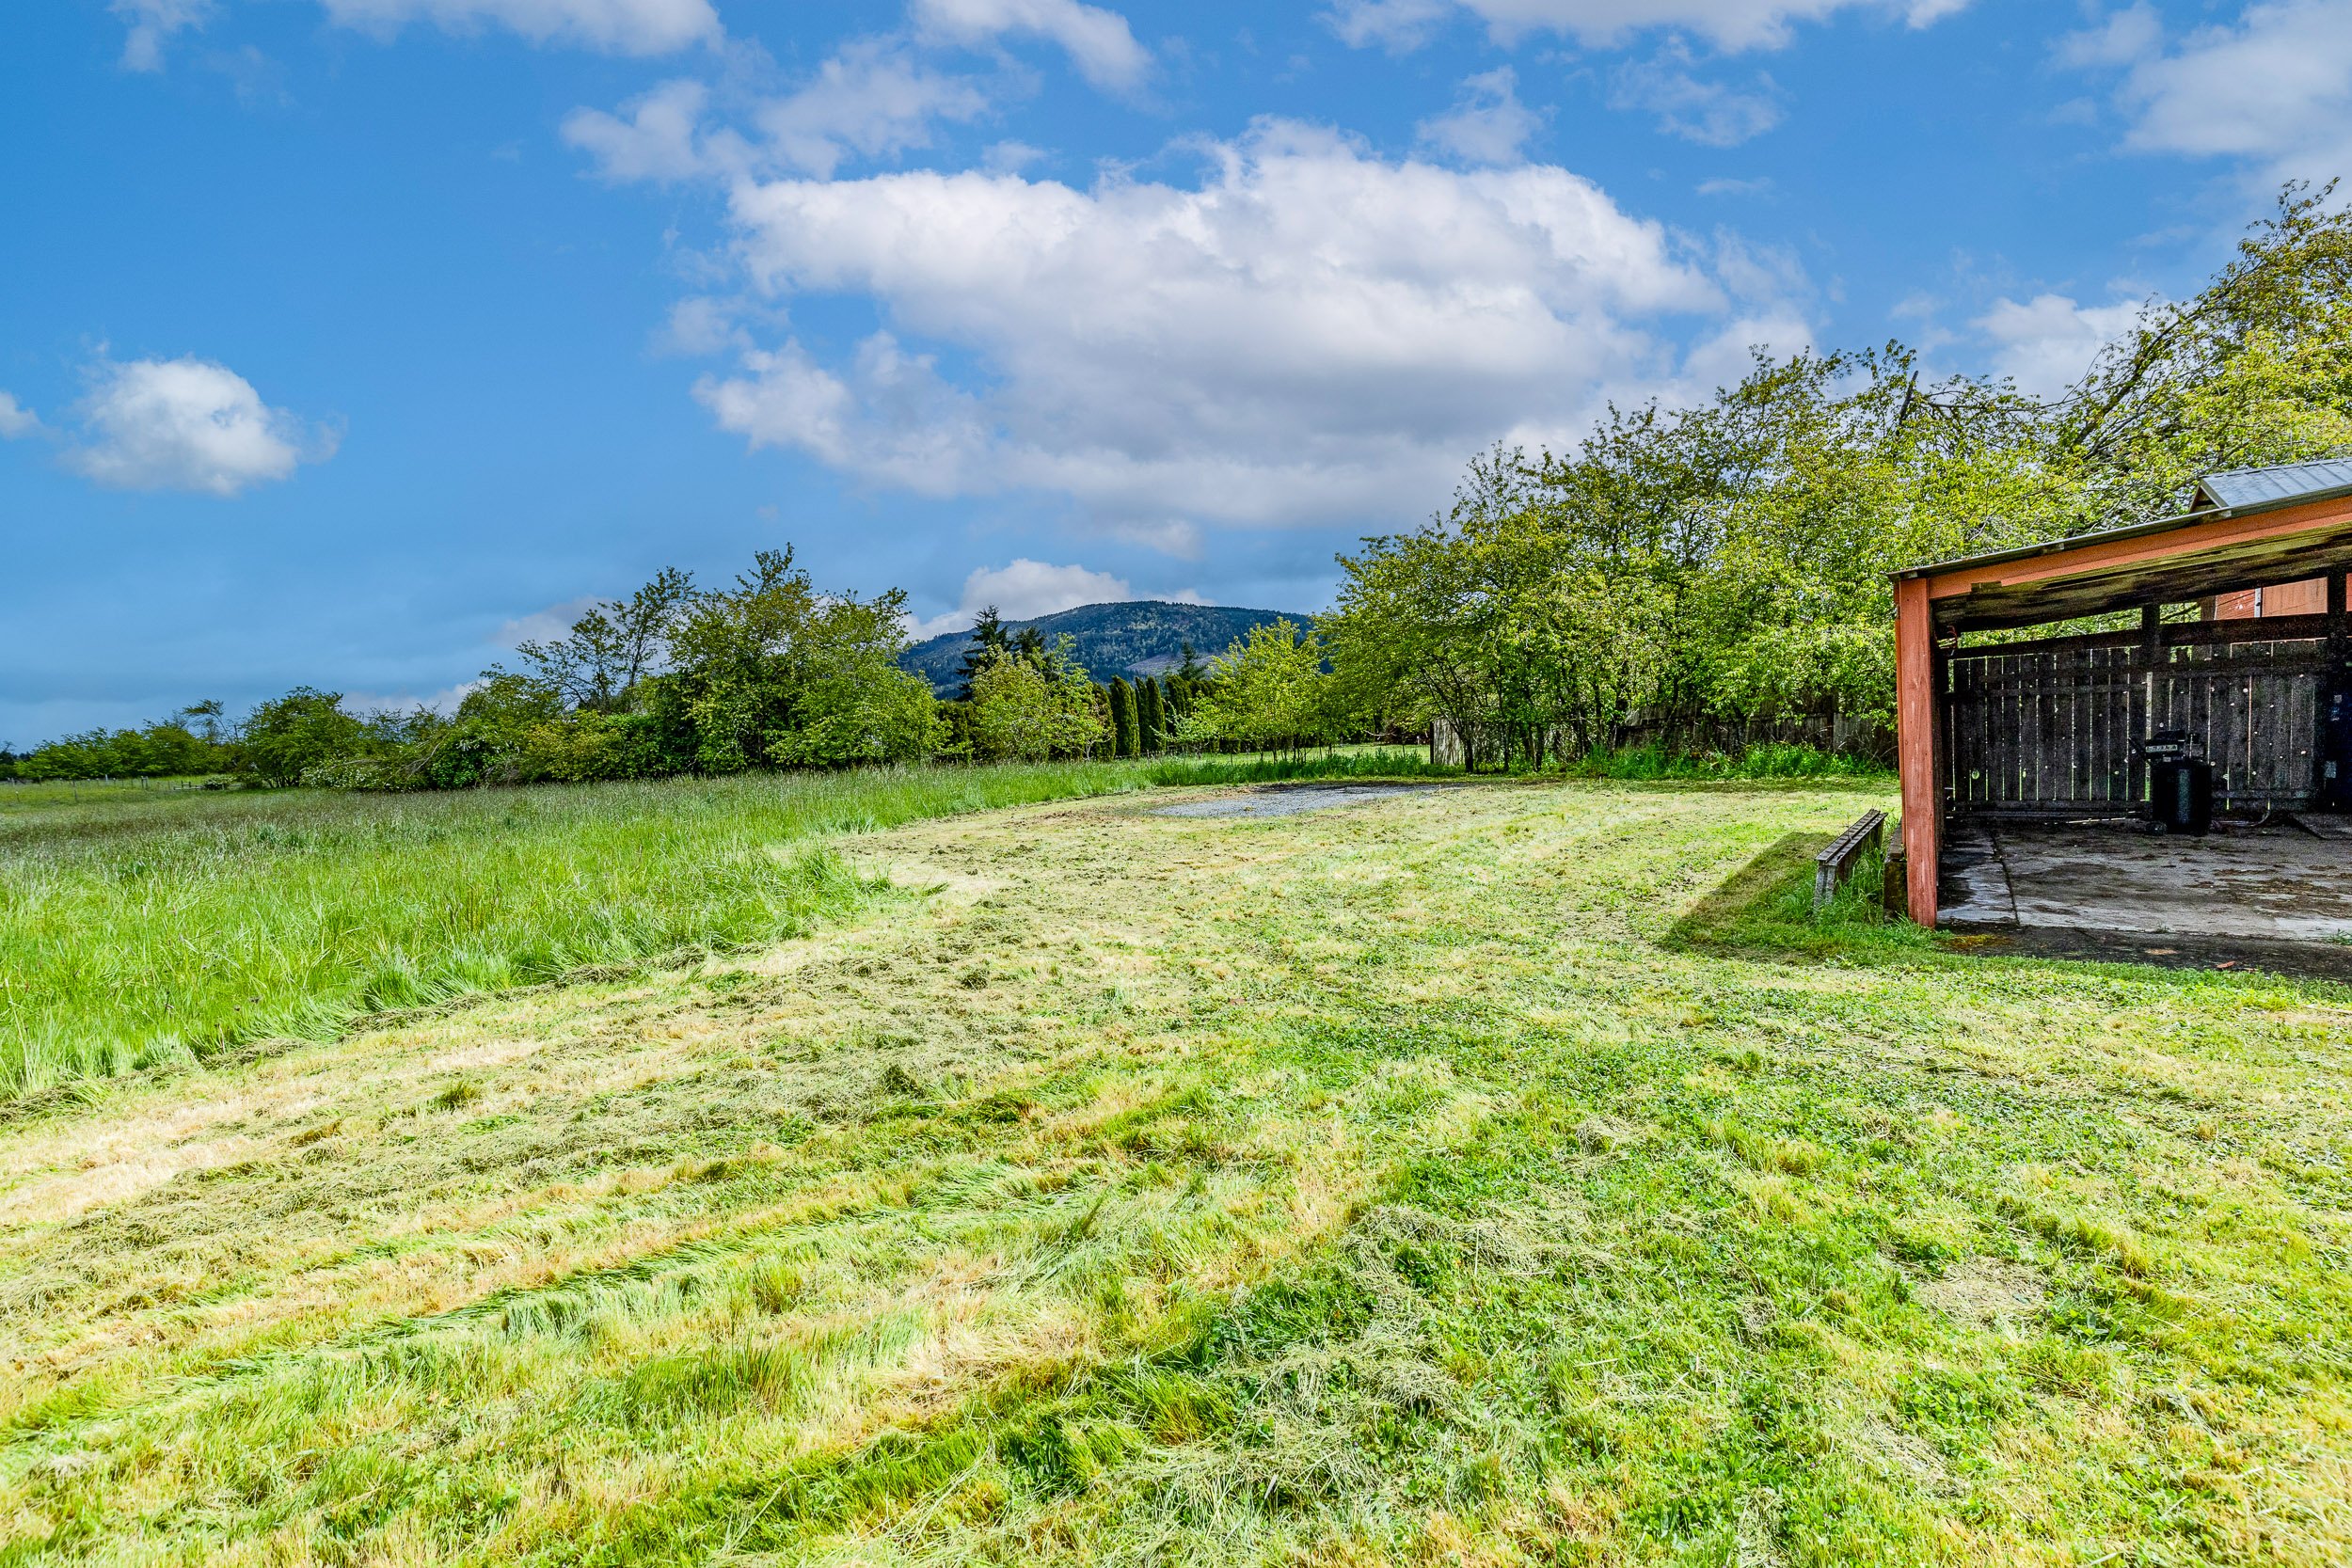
1895, 577, 1940, 927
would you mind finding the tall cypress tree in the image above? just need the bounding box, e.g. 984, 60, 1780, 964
1136, 675, 1164, 753
955, 606, 1009, 702
1107, 677, 1136, 758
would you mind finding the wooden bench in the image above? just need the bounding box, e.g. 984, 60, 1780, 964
1815, 809, 1887, 911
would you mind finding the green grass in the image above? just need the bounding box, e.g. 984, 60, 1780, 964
0, 762, 1154, 1095
5, 779, 2348, 1564
1565, 740, 1890, 781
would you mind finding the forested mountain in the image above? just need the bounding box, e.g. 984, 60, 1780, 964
899, 601, 1303, 692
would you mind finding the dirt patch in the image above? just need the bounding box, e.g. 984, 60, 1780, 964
1154, 783, 1441, 819
1917, 1256, 2047, 1332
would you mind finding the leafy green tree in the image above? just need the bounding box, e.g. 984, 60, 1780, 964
1177, 620, 1337, 758
770, 652, 940, 767
235, 689, 373, 787
182, 700, 226, 745
966, 636, 1104, 761
517, 566, 697, 711
2044, 182, 2352, 531
638, 547, 923, 773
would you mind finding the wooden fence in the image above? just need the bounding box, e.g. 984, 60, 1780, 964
1944, 625, 2328, 816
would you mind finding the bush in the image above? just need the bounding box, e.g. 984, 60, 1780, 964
235, 689, 373, 787
1565, 742, 1885, 782
1145, 749, 1454, 785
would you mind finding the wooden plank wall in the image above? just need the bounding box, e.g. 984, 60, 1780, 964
1945, 633, 2325, 815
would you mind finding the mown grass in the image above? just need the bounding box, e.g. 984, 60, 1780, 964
0, 762, 1156, 1095
4, 780, 2347, 1564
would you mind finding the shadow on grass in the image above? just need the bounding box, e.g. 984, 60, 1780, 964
1667, 832, 1853, 957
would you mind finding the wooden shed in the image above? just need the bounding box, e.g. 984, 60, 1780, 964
1892, 458, 2352, 928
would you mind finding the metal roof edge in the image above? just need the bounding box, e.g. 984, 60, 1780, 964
1888, 480, 2352, 583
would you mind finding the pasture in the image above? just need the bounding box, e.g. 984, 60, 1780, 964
3, 776, 2348, 1564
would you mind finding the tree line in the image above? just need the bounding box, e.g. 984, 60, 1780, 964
2, 553, 1229, 787
1213, 182, 2352, 769
12, 184, 2349, 784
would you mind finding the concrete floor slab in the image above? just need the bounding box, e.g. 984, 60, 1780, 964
1942, 819, 2352, 942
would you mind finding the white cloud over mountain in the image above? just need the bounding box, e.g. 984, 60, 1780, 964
679, 119, 1802, 537
905, 559, 1136, 638
63, 356, 335, 497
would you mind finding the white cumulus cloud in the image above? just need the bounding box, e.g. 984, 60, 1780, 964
1417, 68, 1544, 164
1975, 292, 2146, 400
564, 43, 993, 184
562, 79, 720, 182
688, 119, 1792, 535
117, 0, 719, 64
1329, 0, 1967, 54
911, 0, 1151, 91
63, 356, 334, 497
1610, 54, 1784, 146
317, 0, 720, 54
0, 392, 40, 439
2062, 1, 2352, 186
755, 39, 993, 178
110, 0, 214, 71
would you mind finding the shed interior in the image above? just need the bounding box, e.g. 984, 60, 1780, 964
1892, 459, 2352, 950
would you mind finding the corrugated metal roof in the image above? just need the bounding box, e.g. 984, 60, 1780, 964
2196, 457, 2352, 511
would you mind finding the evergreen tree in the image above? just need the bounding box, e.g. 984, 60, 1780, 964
1162, 674, 1192, 749
1175, 641, 1207, 682
1136, 676, 1164, 754
954, 606, 1009, 702
1107, 677, 1136, 758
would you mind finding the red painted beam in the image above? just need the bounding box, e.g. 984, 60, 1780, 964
1923, 494, 2352, 605
1895, 576, 1940, 927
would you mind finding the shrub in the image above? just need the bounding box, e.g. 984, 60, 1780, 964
235, 689, 373, 787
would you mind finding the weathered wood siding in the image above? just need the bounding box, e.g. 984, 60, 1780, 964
1945, 630, 2326, 815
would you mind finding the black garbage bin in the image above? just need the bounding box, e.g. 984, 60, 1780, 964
2140, 731, 2214, 835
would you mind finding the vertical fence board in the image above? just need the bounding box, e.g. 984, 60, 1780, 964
1947, 630, 2324, 816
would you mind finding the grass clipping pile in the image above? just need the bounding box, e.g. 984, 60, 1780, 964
4, 779, 2351, 1565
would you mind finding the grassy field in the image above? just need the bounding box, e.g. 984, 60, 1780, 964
0, 763, 1186, 1095
4, 776, 2348, 1564
0, 752, 1465, 1097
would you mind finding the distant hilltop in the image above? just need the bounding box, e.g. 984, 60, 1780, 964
898, 600, 1307, 694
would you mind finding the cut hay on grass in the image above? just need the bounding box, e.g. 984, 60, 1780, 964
2, 779, 2348, 1564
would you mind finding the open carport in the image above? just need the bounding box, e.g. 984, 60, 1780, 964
1891, 458, 2352, 956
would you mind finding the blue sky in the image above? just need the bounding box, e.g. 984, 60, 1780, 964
5, 0, 2349, 744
